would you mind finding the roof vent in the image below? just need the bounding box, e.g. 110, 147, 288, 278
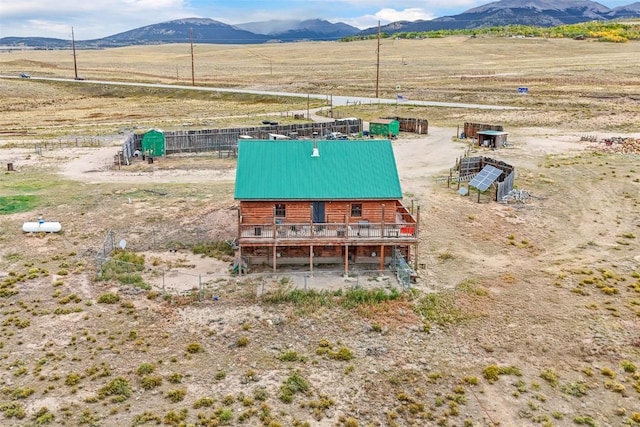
311, 139, 320, 157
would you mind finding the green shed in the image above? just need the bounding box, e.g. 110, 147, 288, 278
141, 129, 166, 157
369, 119, 400, 137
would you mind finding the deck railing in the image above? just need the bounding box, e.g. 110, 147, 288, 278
239, 222, 416, 240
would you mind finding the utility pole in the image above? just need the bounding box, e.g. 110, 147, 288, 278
190, 28, 195, 86
71, 27, 78, 80
375, 20, 380, 98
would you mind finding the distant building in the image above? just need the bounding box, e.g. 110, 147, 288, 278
477, 130, 509, 149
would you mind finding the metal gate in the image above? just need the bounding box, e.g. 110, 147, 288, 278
390, 247, 414, 289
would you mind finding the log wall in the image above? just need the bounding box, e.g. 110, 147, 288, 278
240, 200, 398, 224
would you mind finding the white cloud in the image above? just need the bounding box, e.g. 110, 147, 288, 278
0, 0, 191, 39
339, 8, 436, 30
376, 8, 435, 23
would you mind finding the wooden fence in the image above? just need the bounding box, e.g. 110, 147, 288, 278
463, 122, 503, 139
125, 119, 363, 161
383, 117, 429, 134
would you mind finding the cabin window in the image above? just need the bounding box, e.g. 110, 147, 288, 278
351, 203, 362, 217
275, 203, 286, 217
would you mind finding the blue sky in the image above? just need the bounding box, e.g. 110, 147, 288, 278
0, 0, 634, 39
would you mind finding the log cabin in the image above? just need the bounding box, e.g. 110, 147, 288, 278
234, 139, 419, 273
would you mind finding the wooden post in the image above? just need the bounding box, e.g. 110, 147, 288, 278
345, 210, 349, 235
414, 206, 420, 271
273, 205, 277, 238
272, 245, 277, 273
379, 244, 385, 271
344, 244, 349, 276
310, 245, 314, 274
238, 246, 242, 276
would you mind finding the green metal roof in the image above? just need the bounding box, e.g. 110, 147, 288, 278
234, 139, 403, 200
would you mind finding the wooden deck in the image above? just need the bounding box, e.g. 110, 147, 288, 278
239, 221, 417, 245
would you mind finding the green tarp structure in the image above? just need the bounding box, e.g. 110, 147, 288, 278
141, 129, 166, 157
369, 119, 400, 137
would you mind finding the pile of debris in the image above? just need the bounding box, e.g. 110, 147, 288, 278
596, 137, 640, 154
501, 189, 532, 204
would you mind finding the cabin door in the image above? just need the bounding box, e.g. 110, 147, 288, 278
312, 202, 325, 223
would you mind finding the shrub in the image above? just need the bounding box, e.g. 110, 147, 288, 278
97, 293, 120, 304
192, 240, 235, 260
168, 373, 183, 383
193, 397, 215, 409
601, 367, 616, 378
237, 336, 249, 347
279, 371, 310, 403
483, 365, 521, 383
540, 369, 559, 387
218, 408, 233, 423
621, 360, 636, 373
132, 412, 161, 425
164, 409, 187, 424
98, 377, 131, 402
33, 407, 54, 424
136, 363, 155, 375
562, 381, 588, 397
330, 346, 354, 361
65, 373, 82, 386
0, 402, 26, 419
166, 389, 186, 403
186, 342, 203, 354
278, 350, 300, 362
140, 375, 162, 390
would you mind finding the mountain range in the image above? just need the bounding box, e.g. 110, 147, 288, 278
358, 0, 640, 36
2, 0, 640, 49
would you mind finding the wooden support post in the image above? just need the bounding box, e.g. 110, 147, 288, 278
344, 244, 349, 276
345, 210, 349, 236
309, 245, 314, 274
272, 245, 277, 272
414, 206, 420, 271
238, 246, 242, 276
379, 245, 385, 271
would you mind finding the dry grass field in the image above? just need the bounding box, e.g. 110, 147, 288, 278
0, 37, 640, 427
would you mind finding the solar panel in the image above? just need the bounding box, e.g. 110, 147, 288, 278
469, 165, 502, 192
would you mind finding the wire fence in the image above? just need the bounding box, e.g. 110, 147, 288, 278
96, 255, 404, 302
30, 137, 113, 155
95, 229, 411, 303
